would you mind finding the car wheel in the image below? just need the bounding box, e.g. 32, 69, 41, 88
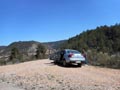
78, 63, 82, 67
54, 60, 57, 64
63, 60, 67, 67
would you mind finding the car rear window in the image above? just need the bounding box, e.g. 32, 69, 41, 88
67, 50, 80, 54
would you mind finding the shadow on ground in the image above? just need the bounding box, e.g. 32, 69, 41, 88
44, 61, 83, 68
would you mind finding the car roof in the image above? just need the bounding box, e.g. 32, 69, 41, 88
64, 49, 79, 51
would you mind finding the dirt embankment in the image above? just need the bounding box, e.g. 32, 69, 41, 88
0, 59, 120, 90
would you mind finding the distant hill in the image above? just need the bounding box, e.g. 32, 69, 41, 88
0, 41, 40, 56
43, 40, 66, 50
0, 46, 7, 54
0, 46, 6, 50
0, 46, 6, 51
0, 40, 66, 58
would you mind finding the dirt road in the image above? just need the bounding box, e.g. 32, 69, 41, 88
0, 59, 120, 90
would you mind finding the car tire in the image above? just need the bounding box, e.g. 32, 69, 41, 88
78, 63, 82, 67
54, 60, 57, 64
63, 60, 67, 67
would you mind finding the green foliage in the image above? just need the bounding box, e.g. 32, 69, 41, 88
0, 59, 6, 65
44, 40, 66, 49
8, 47, 29, 64
61, 24, 120, 53
6, 43, 47, 64
35, 44, 47, 59
9, 47, 20, 63
108, 55, 120, 69
87, 50, 120, 69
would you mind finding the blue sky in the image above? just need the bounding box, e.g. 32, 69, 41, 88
0, 0, 120, 45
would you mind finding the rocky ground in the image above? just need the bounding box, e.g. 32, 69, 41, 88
0, 59, 120, 90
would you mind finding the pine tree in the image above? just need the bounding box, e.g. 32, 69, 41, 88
9, 47, 20, 63
35, 44, 46, 59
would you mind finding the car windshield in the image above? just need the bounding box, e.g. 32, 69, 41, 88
67, 50, 80, 54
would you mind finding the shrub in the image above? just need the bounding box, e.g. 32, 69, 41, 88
87, 50, 120, 69
0, 59, 6, 65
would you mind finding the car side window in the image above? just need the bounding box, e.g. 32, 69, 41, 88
60, 51, 63, 54
67, 51, 70, 54
63, 50, 66, 54
61, 50, 66, 54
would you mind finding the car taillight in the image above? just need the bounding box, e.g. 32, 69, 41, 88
68, 53, 73, 58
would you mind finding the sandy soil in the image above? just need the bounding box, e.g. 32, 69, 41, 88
0, 59, 120, 90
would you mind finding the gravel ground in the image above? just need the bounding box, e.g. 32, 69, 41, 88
0, 59, 120, 90
0, 81, 24, 90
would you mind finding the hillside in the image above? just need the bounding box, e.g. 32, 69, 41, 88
0, 40, 66, 64
43, 40, 66, 49
0, 46, 6, 50
0, 46, 6, 53
0, 40, 66, 56
0, 41, 47, 65
61, 24, 120, 53
61, 24, 120, 68
0, 41, 40, 56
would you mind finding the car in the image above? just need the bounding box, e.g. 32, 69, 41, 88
49, 53, 55, 60
49, 49, 86, 67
